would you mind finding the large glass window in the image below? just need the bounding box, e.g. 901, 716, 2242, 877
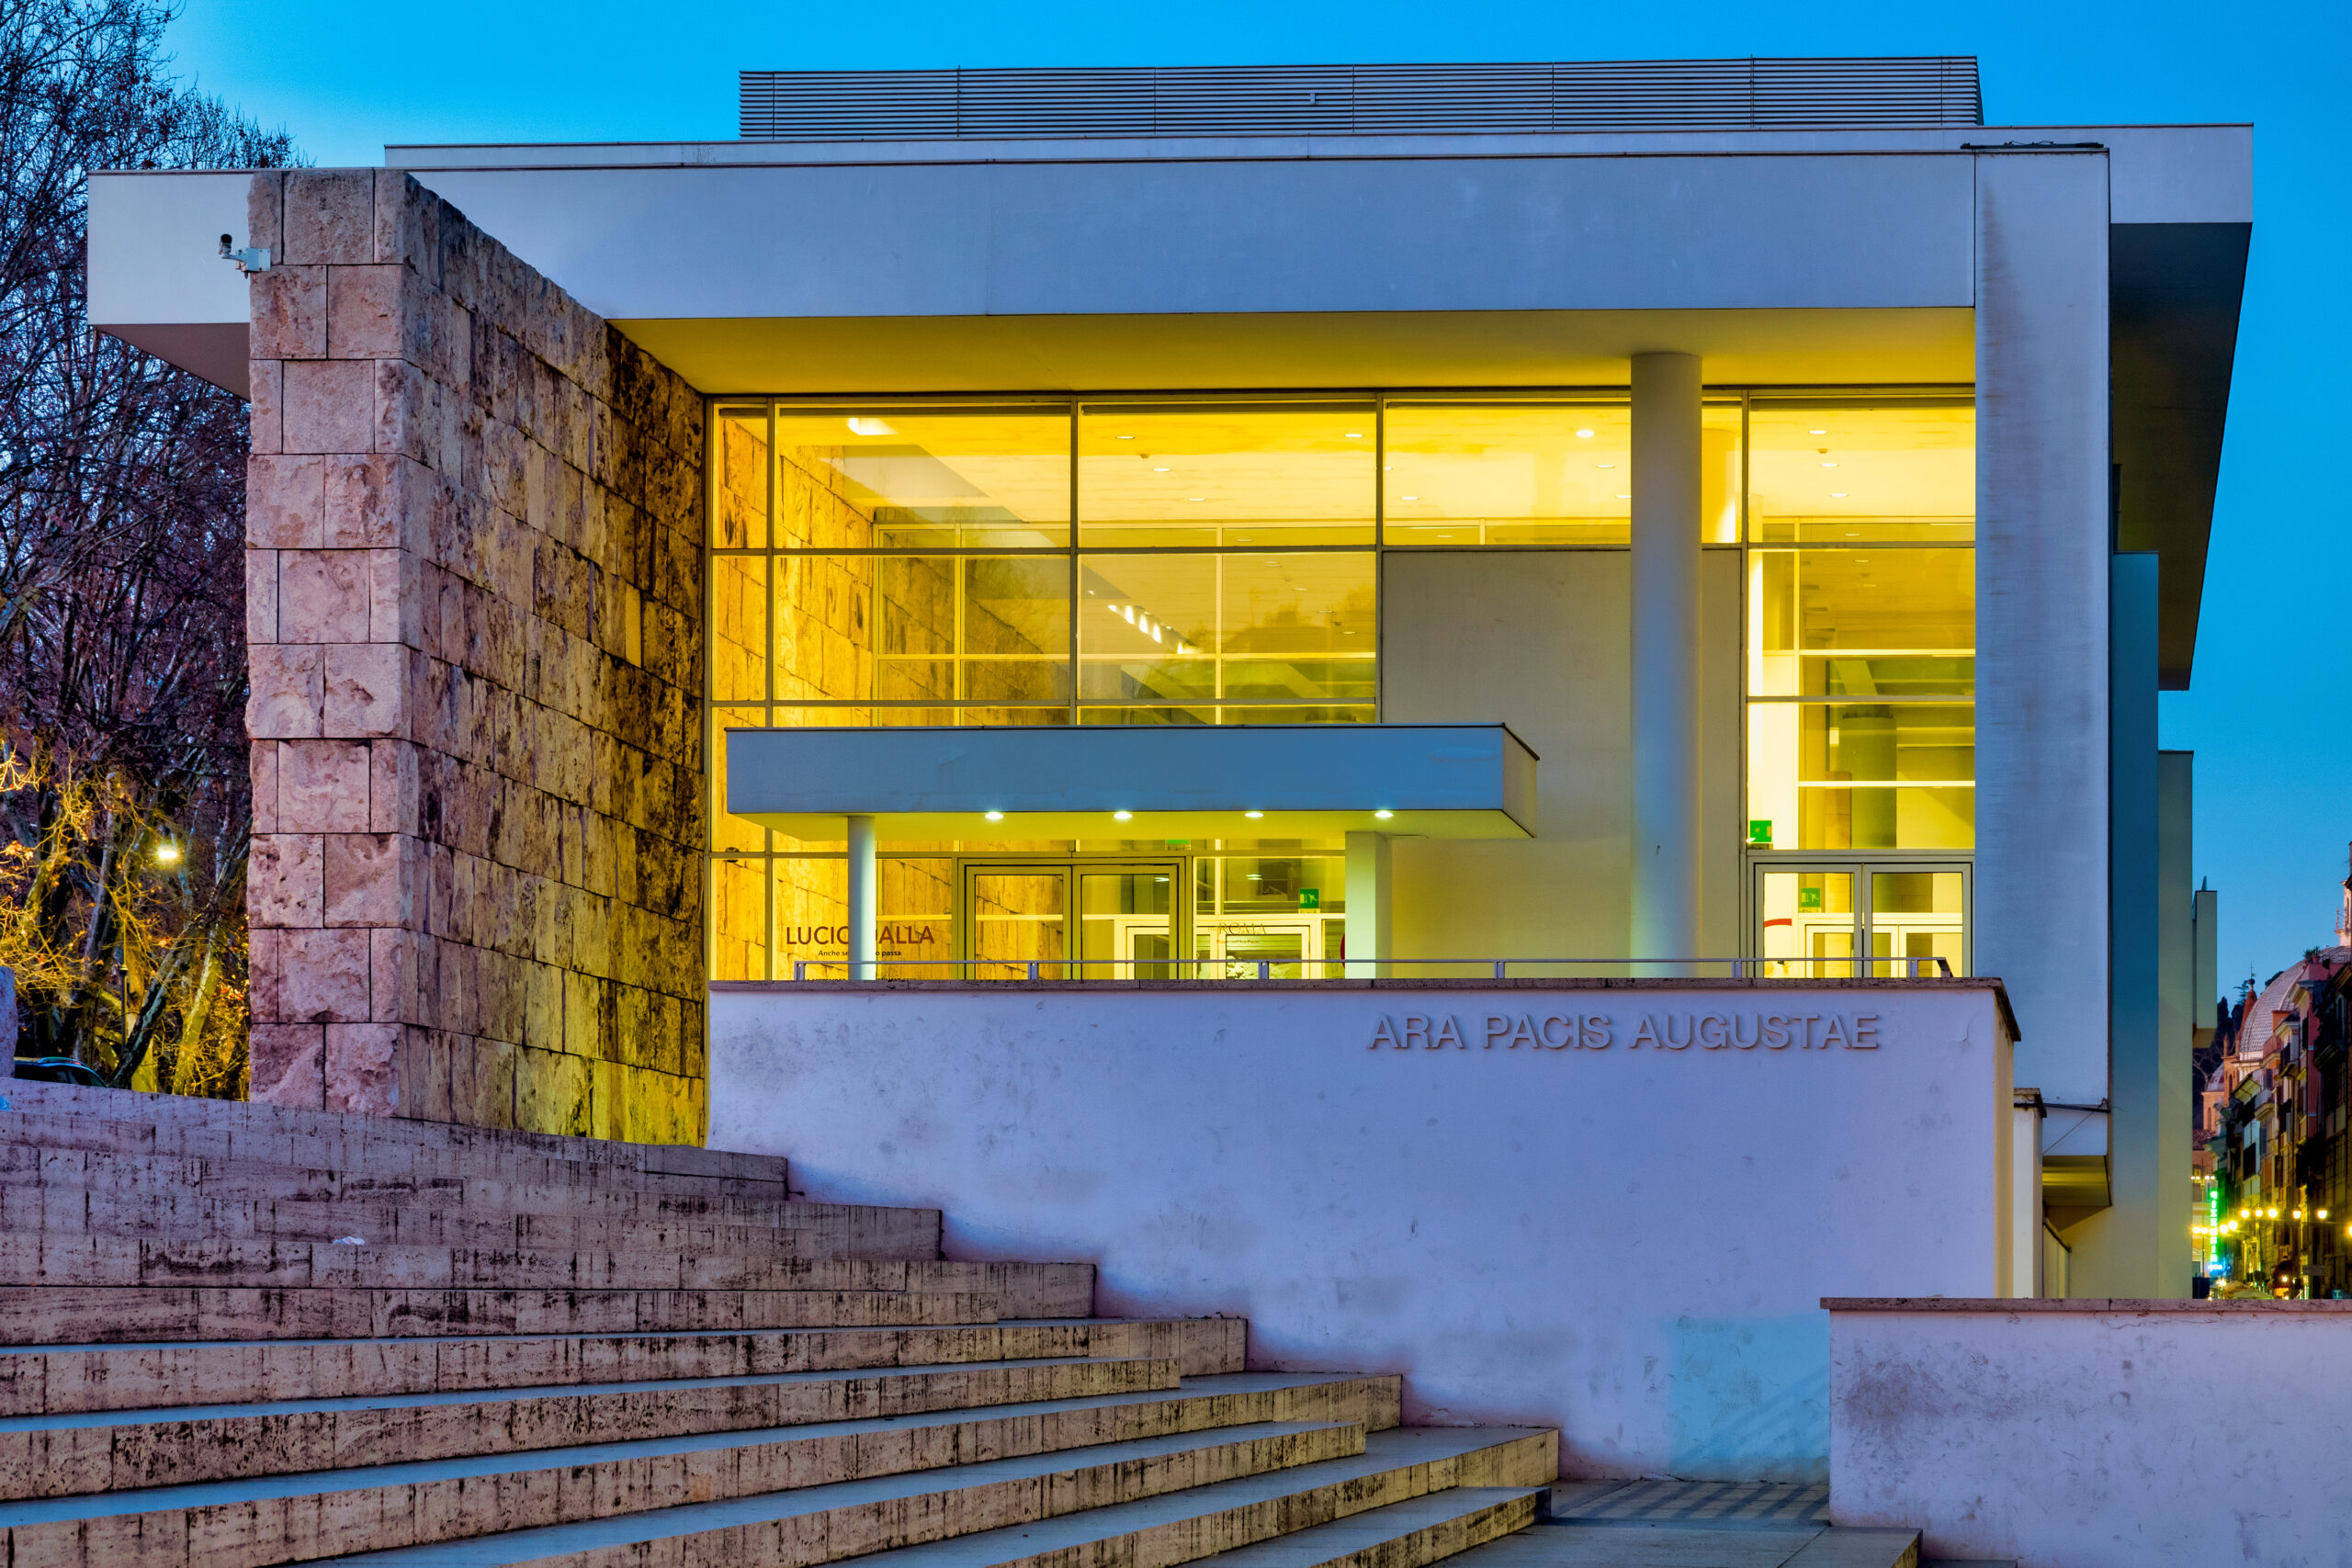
1077, 402, 1374, 548
709, 390, 1974, 977
1077, 552, 1376, 724
1744, 400, 1975, 853
1382, 400, 1741, 546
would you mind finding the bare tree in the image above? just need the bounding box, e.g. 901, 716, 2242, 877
0, 0, 296, 1092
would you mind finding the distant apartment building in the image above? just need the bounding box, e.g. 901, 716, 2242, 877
2200, 860, 2352, 1294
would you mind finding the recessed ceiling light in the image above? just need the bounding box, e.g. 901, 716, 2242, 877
1820, 462, 1838, 468
1575, 429, 1596, 438
1402, 494, 1419, 501
1116, 434, 1136, 440
1808, 428, 1828, 435
1830, 491, 1849, 498
1188, 497, 1205, 502
1614, 493, 1631, 500
1596, 463, 1616, 468
1344, 432, 1364, 439
1153, 466, 1170, 472
984, 810, 1004, 821
1245, 810, 1264, 818
1374, 809, 1395, 820
845, 417, 897, 435
1114, 810, 1133, 821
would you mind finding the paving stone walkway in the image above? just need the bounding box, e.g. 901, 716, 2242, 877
1378, 1479, 1992, 1568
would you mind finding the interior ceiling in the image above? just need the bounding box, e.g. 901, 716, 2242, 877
615, 307, 1975, 396
747, 399, 1975, 531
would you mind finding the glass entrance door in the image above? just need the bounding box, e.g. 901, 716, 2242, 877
1754, 863, 1968, 977
1758, 868, 1860, 977
1080, 866, 1183, 978
1863, 869, 1966, 977
963, 864, 1069, 978
959, 857, 1186, 978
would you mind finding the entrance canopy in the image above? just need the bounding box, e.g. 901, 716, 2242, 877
725, 723, 1536, 841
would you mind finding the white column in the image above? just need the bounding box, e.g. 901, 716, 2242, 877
2013, 1090, 2047, 1296
1344, 831, 1392, 979
846, 814, 876, 980
1630, 352, 1702, 973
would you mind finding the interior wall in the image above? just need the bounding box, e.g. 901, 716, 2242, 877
1382, 549, 1740, 963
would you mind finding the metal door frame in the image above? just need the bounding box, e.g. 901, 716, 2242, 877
955, 853, 1191, 976
1747, 854, 1973, 976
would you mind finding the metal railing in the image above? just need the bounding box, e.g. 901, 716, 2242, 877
740, 58, 1984, 142
785, 956, 1959, 982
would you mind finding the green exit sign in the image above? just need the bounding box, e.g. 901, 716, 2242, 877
1298, 888, 1320, 909
1747, 820, 1773, 846
1798, 886, 1824, 911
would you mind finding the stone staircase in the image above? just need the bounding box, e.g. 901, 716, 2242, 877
0, 1083, 1555, 1566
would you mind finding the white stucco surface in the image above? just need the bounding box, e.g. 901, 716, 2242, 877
1830, 1303, 2352, 1565
711, 980, 2014, 1481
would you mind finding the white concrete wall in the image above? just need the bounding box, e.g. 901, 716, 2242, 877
1830, 1303, 2352, 1565
406, 154, 1973, 324
1972, 150, 2111, 1112
1381, 550, 1741, 963
84, 170, 254, 391
712, 980, 2013, 1481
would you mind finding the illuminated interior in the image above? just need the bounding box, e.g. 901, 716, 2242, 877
709, 390, 1975, 980
1745, 397, 1976, 977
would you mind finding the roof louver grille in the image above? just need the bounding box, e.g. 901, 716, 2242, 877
739, 58, 1983, 142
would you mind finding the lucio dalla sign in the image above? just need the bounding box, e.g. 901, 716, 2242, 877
1370, 1010, 1885, 1052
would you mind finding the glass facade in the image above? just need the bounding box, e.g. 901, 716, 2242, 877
1743, 399, 1976, 854
710, 391, 1975, 979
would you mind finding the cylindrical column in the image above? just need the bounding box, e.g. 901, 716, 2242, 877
1630, 353, 1703, 973
846, 814, 877, 980
1344, 830, 1393, 979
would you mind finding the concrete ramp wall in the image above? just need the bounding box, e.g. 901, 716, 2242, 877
711, 977, 2017, 1481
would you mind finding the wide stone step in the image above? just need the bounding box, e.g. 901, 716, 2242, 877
0, 1186, 939, 1258
0, 1083, 776, 1180
0, 1371, 1407, 1566
0, 1354, 1183, 1498
316, 1422, 1555, 1567
0, 1136, 794, 1206
0, 1317, 1250, 1416
841, 1479, 1545, 1568
0, 1235, 1091, 1305
1163, 1487, 1545, 1568
0, 1285, 1009, 1345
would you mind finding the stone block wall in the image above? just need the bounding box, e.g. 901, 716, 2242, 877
243, 170, 707, 1142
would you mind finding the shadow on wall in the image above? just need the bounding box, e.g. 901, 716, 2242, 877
1668, 1313, 1830, 1483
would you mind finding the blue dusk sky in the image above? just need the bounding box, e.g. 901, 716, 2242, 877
161, 0, 2346, 1005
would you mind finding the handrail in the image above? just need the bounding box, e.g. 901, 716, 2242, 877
784, 956, 1959, 982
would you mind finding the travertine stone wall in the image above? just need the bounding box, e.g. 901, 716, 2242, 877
243, 169, 707, 1142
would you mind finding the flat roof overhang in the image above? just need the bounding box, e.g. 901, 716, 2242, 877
2112, 221, 2252, 689
86, 125, 2248, 681
725, 722, 1537, 841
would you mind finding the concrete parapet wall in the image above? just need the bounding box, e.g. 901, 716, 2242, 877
1828, 1299, 2352, 1565
240, 169, 707, 1140
710, 977, 2016, 1481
